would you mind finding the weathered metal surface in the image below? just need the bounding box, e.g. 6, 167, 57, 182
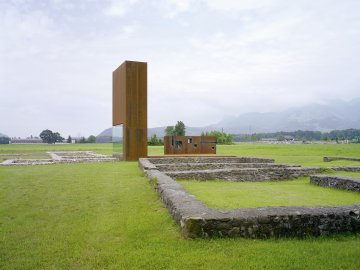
164, 136, 216, 155
113, 61, 148, 161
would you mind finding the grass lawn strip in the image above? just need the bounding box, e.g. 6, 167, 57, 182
1, 143, 360, 269
178, 177, 360, 209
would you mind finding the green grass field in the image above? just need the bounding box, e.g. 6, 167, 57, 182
1, 142, 360, 166
179, 177, 360, 209
218, 143, 360, 166
1, 143, 360, 269
331, 171, 360, 178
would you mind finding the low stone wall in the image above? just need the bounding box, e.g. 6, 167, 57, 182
154, 163, 299, 172
1, 151, 116, 166
311, 175, 360, 192
324, 156, 360, 162
328, 166, 360, 172
2, 159, 55, 166
141, 161, 360, 238
167, 167, 321, 182
147, 157, 274, 165
141, 157, 313, 182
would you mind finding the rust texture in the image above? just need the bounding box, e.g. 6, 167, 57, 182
164, 136, 216, 155
113, 61, 148, 161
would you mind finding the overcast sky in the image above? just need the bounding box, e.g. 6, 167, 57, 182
1, 0, 360, 138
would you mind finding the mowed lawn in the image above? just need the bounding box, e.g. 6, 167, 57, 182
1, 143, 360, 269
179, 177, 360, 209
217, 143, 360, 166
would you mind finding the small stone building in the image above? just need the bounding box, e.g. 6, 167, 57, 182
164, 136, 217, 155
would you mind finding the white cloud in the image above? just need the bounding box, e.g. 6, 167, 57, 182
149, 0, 195, 18
122, 24, 135, 34
167, 0, 192, 16
203, 0, 281, 11
103, 0, 138, 17
1, 0, 360, 136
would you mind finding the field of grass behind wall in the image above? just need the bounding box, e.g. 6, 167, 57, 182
152, 142, 360, 167
2, 142, 359, 166
1, 143, 360, 269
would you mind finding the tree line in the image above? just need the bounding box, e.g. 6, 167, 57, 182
201, 131, 233, 145
148, 121, 186, 146
39, 129, 96, 144
232, 129, 360, 142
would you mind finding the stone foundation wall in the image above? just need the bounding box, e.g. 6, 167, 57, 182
154, 163, 300, 172
186, 206, 360, 238
311, 175, 360, 192
147, 157, 274, 165
324, 156, 360, 162
328, 166, 360, 172
144, 157, 321, 182
2, 159, 55, 166
1, 151, 116, 166
167, 167, 321, 181
140, 158, 360, 238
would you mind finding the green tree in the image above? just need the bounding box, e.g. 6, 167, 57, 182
87, 135, 96, 143
67, 136, 72, 143
148, 134, 163, 146
165, 121, 186, 136
202, 130, 233, 145
276, 134, 285, 141
165, 126, 175, 136
40, 129, 63, 144
150, 134, 159, 145
54, 132, 64, 143
40, 129, 54, 144
174, 121, 185, 136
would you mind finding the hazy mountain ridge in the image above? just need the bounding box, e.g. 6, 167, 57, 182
210, 98, 360, 134
96, 98, 360, 141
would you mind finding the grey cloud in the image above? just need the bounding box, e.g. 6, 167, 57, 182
1, 0, 360, 137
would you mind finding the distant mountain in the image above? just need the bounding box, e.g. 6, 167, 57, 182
96, 98, 360, 141
96, 128, 112, 143
209, 98, 360, 133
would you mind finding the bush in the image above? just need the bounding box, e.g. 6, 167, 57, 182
201, 131, 233, 145
148, 134, 164, 146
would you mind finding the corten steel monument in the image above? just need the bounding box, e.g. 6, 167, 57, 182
113, 61, 147, 161
164, 136, 217, 155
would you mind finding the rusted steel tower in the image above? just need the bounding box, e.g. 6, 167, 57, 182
113, 60, 147, 161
